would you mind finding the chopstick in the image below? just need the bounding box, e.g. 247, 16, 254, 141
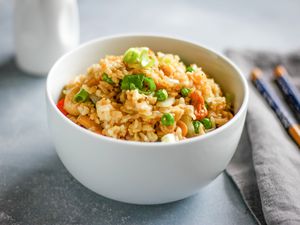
251, 68, 300, 146
274, 65, 300, 121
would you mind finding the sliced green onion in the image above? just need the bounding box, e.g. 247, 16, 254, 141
121, 74, 144, 90
205, 101, 209, 109
140, 48, 151, 67
180, 87, 191, 97
200, 118, 212, 129
123, 48, 140, 64
129, 83, 137, 90
74, 88, 89, 103
192, 121, 201, 134
139, 90, 153, 95
120, 74, 156, 94
123, 47, 154, 68
186, 66, 195, 72
161, 113, 175, 126
155, 89, 168, 101
102, 73, 114, 85
143, 77, 156, 92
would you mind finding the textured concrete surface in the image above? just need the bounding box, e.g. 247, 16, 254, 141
0, 0, 299, 224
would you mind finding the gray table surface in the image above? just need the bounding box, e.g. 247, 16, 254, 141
1, 0, 299, 224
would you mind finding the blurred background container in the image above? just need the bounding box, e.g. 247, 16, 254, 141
1, 0, 299, 58
14, 0, 79, 75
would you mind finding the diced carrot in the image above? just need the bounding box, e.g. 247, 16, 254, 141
190, 91, 208, 120
177, 120, 188, 137
57, 98, 68, 116
161, 64, 173, 76
190, 90, 201, 103
190, 72, 203, 85
156, 82, 164, 89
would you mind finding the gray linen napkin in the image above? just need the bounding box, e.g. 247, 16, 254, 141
225, 50, 300, 225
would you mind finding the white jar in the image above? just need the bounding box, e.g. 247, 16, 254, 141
14, 0, 80, 76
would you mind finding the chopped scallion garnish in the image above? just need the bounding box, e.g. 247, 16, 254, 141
205, 101, 209, 109
74, 88, 89, 103
121, 74, 156, 94
121, 74, 144, 91
123, 48, 140, 64
123, 47, 154, 68
102, 73, 114, 85
186, 66, 195, 72
143, 77, 156, 92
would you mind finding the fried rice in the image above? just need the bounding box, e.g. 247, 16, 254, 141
57, 47, 234, 142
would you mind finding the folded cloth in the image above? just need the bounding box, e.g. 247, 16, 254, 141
225, 50, 300, 225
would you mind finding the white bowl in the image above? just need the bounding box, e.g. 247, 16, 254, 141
46, 35, 248, 204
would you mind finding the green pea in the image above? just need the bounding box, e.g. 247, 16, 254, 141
192, 121, 201, 134
161, 113, 175, 126
155, 89, 168, 101
200, 118, 212, 129
180, 88, 191, 97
